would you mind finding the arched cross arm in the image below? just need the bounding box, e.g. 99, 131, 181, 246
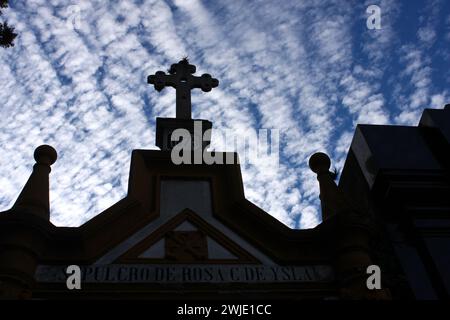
148, 72, 177, 92
191, 73, 219, 92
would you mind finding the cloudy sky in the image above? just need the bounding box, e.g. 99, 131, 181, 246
0, 0, 449, 228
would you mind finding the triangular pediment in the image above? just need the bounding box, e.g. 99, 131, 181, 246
115, 209, 259, 264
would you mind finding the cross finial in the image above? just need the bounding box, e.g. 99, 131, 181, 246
148, 59, 219, 119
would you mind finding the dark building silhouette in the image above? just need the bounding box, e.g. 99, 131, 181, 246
0, 61, 448, 300
338, 104, 450, 299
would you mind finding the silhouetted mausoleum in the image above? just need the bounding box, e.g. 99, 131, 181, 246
0, 60, 449, 300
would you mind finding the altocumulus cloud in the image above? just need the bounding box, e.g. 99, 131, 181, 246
0, 0, 449, 228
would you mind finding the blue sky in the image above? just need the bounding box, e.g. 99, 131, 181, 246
0, 0, 449, 228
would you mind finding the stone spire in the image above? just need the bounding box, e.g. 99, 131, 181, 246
309, 152, 390, 299
308, 152, 348, 221
12, 145, 57, 220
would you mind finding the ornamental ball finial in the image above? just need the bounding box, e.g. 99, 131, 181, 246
309, 152, 331, 174
34, 145, 57, 166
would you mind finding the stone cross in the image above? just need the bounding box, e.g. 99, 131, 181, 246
148, 58, 219, 119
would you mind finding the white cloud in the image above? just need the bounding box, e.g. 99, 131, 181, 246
0, 0, 447, 230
